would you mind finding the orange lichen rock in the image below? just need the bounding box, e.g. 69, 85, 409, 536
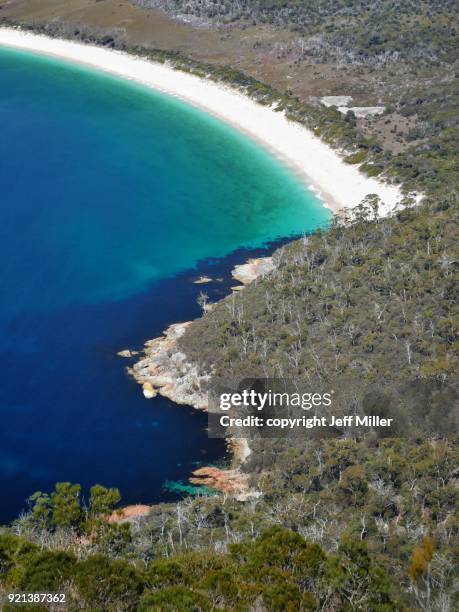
190, 466, 250, 497
107, 504, 151, 524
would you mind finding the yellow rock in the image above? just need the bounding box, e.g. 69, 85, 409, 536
142, 382, 157, 399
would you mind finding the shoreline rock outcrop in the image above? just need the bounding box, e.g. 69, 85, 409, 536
124, 255, 276, 500
189, 467, 260, 501
127, 323, 256, 499
231, 256, 274, 285
128, 321, 210, 410
107, 504, 152, 524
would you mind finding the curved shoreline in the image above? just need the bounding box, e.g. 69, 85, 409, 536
0, 26, 402, 500
0, 27, 402, 215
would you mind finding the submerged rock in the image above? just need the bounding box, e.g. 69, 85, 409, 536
193, 276, 213, 284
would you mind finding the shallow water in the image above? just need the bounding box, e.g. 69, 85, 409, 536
0, 47, 330, 522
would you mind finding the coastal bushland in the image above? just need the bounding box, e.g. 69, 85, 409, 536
132, 0, 457, 68
2, 193, 457, 609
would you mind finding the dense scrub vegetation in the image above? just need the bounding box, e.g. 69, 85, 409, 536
2, 433, 457, 609
175, 194, 459, 608
181, 195, 457, 392
0, 523, 406, 610
132, 0, 458, 63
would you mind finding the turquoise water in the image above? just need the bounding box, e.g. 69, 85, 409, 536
0, 46, 330, 521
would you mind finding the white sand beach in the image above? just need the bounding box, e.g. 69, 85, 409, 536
0, 27, 403, 214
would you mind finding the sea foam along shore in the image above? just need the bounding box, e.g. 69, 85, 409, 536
0, 26, 402, 215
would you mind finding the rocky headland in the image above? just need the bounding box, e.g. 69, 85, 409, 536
128, 320, 209, 408
124, 256, 275, 498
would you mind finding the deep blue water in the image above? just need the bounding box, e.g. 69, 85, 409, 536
0, 47, 330, 522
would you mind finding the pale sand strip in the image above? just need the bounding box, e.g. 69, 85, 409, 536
0, 27, 403, 214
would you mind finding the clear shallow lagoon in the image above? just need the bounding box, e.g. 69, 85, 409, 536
0, 47, 330, 522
